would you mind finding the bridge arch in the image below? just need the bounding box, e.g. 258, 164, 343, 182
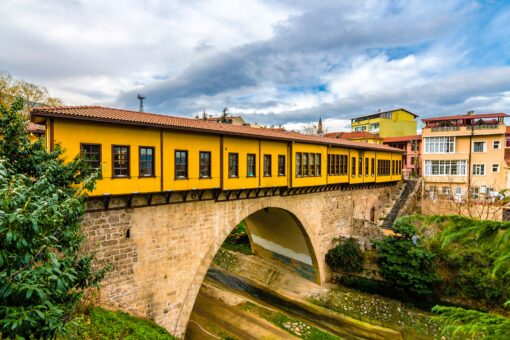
174, 202, 324, 336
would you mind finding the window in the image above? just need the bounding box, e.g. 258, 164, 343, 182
424, 136, 455, 153
175, 150, 188, 178
303, 153, 308, 176
371, 158, 375, 176
315, 153, 321, 176
369, 123, 380, 132
472, 164, 485, 176
507, 137, 510, 148
492, 164, 500, 173
263, 154, 272, 177
199, 151, 211, 178
112, 145, 130, 177
381, 111, 392, 119
309, 153, 315, 176
455, 187, 462, 196
473, 141, 486, 153
228, 153, 239, 177
247, 154, 256, 177
493, 140, 501, 150
81, 143, 101, 170
354, 126, 367, 131
377, 160, 391, 176
358, 157, 363, 177
351, 157, 356, 176
327, 155, 331, 175
392, 160, 395, 175
442, 186, 450, 196
278, 155, 285, 176
139, 147, 154, 177
424, 160, 467, 176
365, 158, 369, 176
296, 153, 302, 177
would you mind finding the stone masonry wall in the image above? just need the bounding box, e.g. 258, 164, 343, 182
81, 184, 398, 337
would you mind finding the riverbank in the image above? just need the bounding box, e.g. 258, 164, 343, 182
210, 248, 446, 339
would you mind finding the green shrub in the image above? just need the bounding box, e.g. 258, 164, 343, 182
374, 217, 440, 298
326, 237, 364, 273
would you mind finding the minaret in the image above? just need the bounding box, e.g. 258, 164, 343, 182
317, 117, 324, 135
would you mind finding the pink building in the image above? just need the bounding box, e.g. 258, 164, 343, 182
383, 135, 422, 177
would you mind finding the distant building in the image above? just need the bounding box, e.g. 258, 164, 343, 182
421, 111, 509, 218
325, 131, 383, 144
383, 135, 422, 177
351, 108, 418, 138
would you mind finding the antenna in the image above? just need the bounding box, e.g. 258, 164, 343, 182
137, 94, 146, 112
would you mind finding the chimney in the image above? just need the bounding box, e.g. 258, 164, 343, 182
467, 110, 474, 115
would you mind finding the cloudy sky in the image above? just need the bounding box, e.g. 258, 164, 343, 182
1, 0, 510, 131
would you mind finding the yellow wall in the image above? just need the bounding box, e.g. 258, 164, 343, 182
47, 118, 403, 196
351, 109, 417, 138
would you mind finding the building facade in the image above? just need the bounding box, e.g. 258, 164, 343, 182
421, 112, 508, 203
351, 108, 418, 138
383, 135, 422, 177
324, 131, 383, 144
30, 106, 404, 197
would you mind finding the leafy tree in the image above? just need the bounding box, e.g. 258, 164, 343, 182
374, 217, 440, 297
431, 215, 510, 338
0, 72, 62, 115
0, 99, 104, 338
326, 237, 364, 273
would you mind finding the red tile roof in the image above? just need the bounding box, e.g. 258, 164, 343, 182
383, 135, 421, 143
27, 122, 45, 134
324, 131, 382, 139
422, 113, 509, 122
30, 105, 403, 153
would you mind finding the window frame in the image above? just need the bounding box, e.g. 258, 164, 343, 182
493, 140, 501, 150
315, 153, 321, 176
247, 153, 256, 177
278, 155, 286, 176
473, 141, 487, 153
303, 153, 309, 177
139, 146, 155, 178
296, 152, 302, 177
351, 157, 356, 177
472, 163, 485, 176
424, 136, 455, 154
80, 143, 102, 171
263, 154, 272, 177
199, 151, 212, 179
112, 144, 130, 178
492, 163, 500, 173
174, 149, 188, 179
228, 152, 239, 178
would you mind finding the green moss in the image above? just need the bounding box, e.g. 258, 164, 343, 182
213, 248, 240, 271
241, 301, 341, 339
65, 307, 174, 339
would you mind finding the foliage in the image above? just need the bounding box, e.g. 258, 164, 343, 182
66, 307, 174, 339
340, 275, 405, 301
432, 306, 510, 339
222, 221, 253, 255
429, 215, 510, 337
0, 99, 104, 338
0, 72, 62, 114
374, 217, 440, 298
326, 237, 364, 273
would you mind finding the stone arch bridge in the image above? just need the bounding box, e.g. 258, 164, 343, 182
82, 183, 399, 337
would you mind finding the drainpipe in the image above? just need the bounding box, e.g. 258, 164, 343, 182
467, 122, 474, 198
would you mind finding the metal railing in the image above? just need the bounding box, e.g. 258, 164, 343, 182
430, 126, 460, 132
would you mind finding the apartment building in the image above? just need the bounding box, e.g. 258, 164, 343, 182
422, 112, 508, 202
351, 108, 418, 138
383, 135, 422, 177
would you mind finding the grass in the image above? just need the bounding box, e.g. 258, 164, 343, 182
241, 302, 341, 339
65, 307, 174, 340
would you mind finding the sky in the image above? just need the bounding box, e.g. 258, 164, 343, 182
1, 0, 510, 132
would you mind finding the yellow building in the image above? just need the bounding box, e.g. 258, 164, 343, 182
30, 106, 403, 196
421, 112, 508, 202
351, 108, 418, 138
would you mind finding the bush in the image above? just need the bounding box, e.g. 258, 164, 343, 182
374, 217, 440, 298
0, 99, 105, 338
326, 237, 364, 273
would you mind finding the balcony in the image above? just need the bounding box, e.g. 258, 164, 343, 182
430, 126, 460, 132
471, 124, 499, 130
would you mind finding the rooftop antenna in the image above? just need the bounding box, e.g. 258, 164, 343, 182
137, 94, 146, 112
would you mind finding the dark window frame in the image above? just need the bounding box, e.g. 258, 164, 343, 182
139, 146, 155, 178
296, 152, 302, 177
351, 157, 356, 177
174, 150, 188, 179
112, 145, 130, 178
316, 153, 321, 176
247, 153, 256, 177
228, 152, 239, 178
199, 151, 212, 179
263, 154, 272, 177
278, 155, 286, 176
80, 143, 102, 171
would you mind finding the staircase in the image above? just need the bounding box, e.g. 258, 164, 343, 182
382, 179, 418, 229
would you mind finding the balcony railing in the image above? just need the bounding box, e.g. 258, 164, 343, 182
430, 126, 460, 132
471, 124, 499, 130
